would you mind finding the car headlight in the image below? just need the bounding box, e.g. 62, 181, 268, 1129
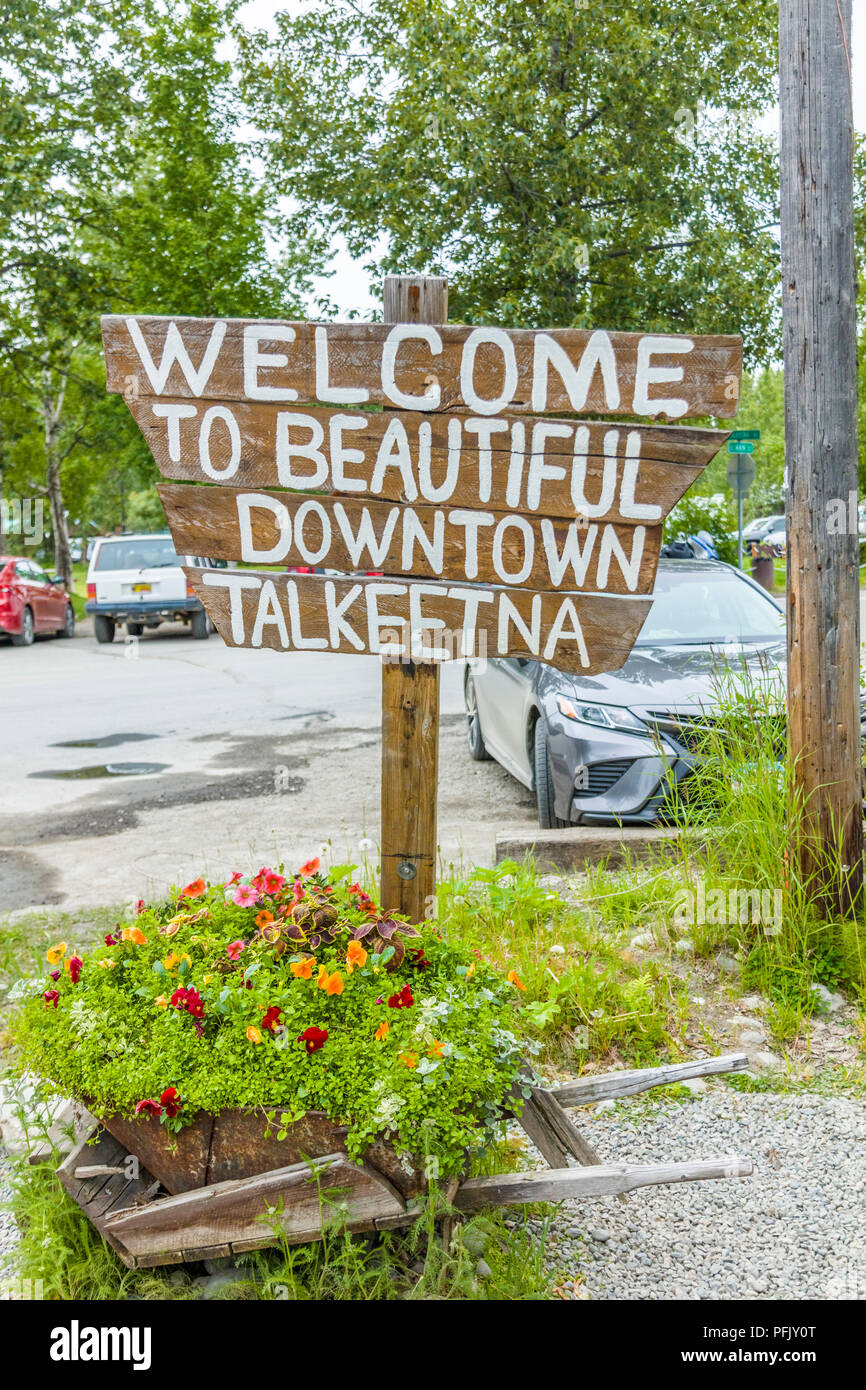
555, 696, 647, 734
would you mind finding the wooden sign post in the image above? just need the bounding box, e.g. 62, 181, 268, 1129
380, 277, 446, 920
101, 295, 741, 921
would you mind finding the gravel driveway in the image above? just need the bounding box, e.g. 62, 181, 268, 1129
532, 1088, 866, 1300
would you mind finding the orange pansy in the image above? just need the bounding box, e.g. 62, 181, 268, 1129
399, 1052, 417, 1069
246, 1026, 262, 1044
255, 910, 275, 928
506, 969, 527, 992
46, 942, 68, 965
290, 957, 316, 980
375, 1021, 389, 1041
428, 1039, 445, 1058
346, 940, 367, 973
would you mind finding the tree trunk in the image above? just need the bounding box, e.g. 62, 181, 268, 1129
42, 369, 72, 588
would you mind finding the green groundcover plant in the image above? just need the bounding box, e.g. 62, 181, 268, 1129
10, 860, 530, 1176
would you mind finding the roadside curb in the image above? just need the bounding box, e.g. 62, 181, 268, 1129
495, 825, 703, 873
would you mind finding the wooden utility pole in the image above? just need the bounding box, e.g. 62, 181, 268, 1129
379, 274, 447, 922
779, 0, 862, 915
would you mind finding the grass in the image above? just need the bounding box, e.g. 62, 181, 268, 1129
70, 561, 88, 619
3, 1138, 553, 1302
0, 904, 124, 1001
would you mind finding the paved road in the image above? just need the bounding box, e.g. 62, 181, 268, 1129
0, 620, 535, 911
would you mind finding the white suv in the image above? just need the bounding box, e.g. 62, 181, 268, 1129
85, 532, 224, 643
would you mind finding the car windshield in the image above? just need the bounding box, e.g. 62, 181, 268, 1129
638, 569, 784, 645
94, 538, 181, 571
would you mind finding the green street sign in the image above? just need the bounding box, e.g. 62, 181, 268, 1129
728, 440, 754, 453
729, 429, 761, 441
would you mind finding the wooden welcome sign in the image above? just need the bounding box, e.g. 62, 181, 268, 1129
101, 276, 740, 918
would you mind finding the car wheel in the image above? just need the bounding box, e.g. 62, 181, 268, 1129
58, 603, 75, 638
465, 675, 490, 761
94, 615, 115, 644
190, 608, 210, 639
126, 621, 144, 637
11, 607, 34, 647
533, 721, 569, 829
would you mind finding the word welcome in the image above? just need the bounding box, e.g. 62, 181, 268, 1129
103, 316, 742, 419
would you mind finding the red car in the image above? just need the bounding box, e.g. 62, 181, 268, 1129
0, 555, 75, 645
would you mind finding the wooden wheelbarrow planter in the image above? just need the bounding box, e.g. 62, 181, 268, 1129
57, 1053, 752, 1270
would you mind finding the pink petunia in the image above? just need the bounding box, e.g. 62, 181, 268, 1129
224, 871, 243, 888
231, 885, 259, 908
226, 939, 245, 960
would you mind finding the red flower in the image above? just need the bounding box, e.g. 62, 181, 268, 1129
159, 1087, 181, 1118
181, 877, 206, 900
261, 1006, 282, 1033
388, 984, 414, 1009
105, 934, 117, 947
297, 1025, 328, 1055
170, 986, 204, 1019
292, 879, 305, 903
409, 948, 430, 971
43, 990, 59, 1009
135, 1098, 162, 1118
298, 857, 321, 878
226, 939, 245, 960
252, 867, 287, 895
185, 988, 204, 1018
67, 956, 83, 984
134, 899, 146, 916
49, 970, 60, 982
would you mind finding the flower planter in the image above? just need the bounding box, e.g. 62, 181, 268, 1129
96, 1104, 428, 1198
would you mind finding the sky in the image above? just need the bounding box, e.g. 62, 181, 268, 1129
236, 0, 866, 319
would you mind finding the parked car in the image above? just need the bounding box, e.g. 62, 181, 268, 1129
741, 514, 785, 558
0, 555, 75, 646
84, 533, 224, 643
464, 559, 793, 828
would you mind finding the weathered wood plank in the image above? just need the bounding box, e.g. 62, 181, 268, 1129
183, 567, 653, 674
550, 1053, 749, 1107
103, 1153, 406, 1260
526, 1086, 604, 1167
128, 395, 725, 520
159, 483, 662, 595
453, 1157, 753, 1212
102, 315, 742, 418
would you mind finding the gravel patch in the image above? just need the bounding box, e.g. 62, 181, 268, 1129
0, 1156, 18, 1293
529, 1090, 866, 1300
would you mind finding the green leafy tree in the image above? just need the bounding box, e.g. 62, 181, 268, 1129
240, 0, 780, 356
0, 0, 318, 584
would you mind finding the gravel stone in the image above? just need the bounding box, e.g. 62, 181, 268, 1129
539, 1091, 866, 1300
